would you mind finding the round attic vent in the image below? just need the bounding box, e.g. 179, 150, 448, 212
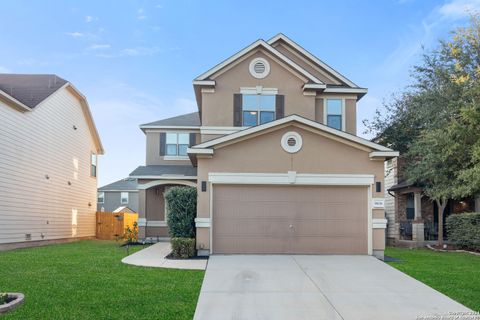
249, 58, 270, 79
281, 132, 303, 153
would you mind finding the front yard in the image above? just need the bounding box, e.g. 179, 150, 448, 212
0, 240, 204, 319
386, 247, 480, 311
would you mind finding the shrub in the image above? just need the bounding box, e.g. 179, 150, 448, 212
170, 238, 196, 259
446, 212, 480, 251
124, 221, 139, 244
0, 293, 8, 305
165, 187, 197, 238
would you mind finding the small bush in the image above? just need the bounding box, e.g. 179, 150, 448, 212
446, 212, 480, 251
171, 238, 196, 259
0, 293, 8, 305
165, 187, 197, 238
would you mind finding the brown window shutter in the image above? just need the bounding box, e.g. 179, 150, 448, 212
233, 94, 242, 127
159, 132, 166, 156
276, 95, 285, 120
189, 133, 196, 146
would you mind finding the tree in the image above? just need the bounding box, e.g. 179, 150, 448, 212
365, 14, 480, 246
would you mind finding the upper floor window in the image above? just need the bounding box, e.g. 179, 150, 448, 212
91, 153, 97, 177
166, 133, 189, 156
121, 192, 129, 204
325, 99, 343, 131
242, 94, 275, 126
97, 192, 104, 204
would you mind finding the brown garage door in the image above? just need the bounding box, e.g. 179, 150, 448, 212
212, 185, 368, 254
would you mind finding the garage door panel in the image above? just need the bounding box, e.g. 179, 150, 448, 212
213, 185, 368, 254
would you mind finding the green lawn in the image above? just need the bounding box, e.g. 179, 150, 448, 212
386, 247, 480, 311
0, 240, 204, 320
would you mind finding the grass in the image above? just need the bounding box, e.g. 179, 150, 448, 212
385, 246, 480, 312
0, 240, 204, 319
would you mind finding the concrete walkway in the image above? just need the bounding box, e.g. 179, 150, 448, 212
121, 242, 207, 270
194, 255, 473, 320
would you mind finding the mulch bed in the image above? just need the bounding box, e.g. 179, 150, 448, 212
427, 244, 480, 256
165, 253, 209, 261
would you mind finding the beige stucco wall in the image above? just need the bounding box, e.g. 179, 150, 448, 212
195, 124, 385, 251
203, 50, 316, 127
0, 87, 99, 245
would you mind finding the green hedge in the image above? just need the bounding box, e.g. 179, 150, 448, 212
446, 212, 480, 251
170, 238, 196, 259
165, 186, 197, 238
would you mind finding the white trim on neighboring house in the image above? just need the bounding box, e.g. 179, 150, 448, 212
208, 172, 375, 186
324, 87, 368, 94
192, 80, 215, 86
195, 218, 211, 228
120, 192, 129, 204
189, 115, 393, 152
267, 33, 359, 88
139, 125, 200, 130
369, 151, 400, 158
97, 192, 105, 204
303, 83, 327, 90
193, 39, 324, 84
372, 218, 388, 229
187, 148, 214, 155
323, 98, 346, 132
200, 126, 246, 135
137, 219, 167, 227
136, 179, 197, 189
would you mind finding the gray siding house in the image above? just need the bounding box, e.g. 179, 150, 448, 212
97, 178, 139, 213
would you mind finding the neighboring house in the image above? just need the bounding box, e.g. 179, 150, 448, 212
130, 34, 398, 259
97, 178, 139, 213
0, 74, 104, 250
385, 157, 478, 245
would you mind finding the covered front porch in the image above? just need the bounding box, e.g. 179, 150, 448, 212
388, 182, 477, 245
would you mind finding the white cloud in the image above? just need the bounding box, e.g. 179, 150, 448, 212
0, 66, 10, 73
94, 46, 163, 58
439, 0, 480, 19
88, 44, 111, 50
155, 4, 163, 9
137, 8, 147, 20
65, 32, 85, 38
85, 15, 98, 23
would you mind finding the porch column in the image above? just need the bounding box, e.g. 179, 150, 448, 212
412, 191, 425, 242
138, 189, 147, 239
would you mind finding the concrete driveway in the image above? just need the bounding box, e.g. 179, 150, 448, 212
193, 255, 472, 320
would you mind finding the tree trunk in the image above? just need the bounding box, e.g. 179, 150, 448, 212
436, 199, 447, 247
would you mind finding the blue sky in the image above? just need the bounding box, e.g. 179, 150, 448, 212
1, 0, 478, 186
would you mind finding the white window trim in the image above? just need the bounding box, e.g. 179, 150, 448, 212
97, 192, 104, 204
240, 88, 277, 127
120, 192, 129, 204
323, 98, 346, 131
165, 132, 190, 157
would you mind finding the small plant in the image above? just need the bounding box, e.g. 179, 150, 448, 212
124, 221, 139, 244
0, 293, 8, 305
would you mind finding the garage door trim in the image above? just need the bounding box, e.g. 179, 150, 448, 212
207, 172, 374, 255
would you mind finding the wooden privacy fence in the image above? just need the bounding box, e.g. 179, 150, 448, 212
96, 212, 138, 240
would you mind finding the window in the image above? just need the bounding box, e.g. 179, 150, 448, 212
326, 99, 343, 130
242, 94, 275, 126
166, 133, 189, 156
97, 192, 104, 204
121, 192, 129, 204
90, 153, 97, 177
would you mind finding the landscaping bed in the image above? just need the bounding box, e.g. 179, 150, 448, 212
385, 246, 480, 311
0, 240, 204, 320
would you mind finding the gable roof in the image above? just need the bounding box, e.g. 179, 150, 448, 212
194, 39, 325, 85
98, 178, 138, 191
0, 74, 68, 108
140, 112, 200, 130
0, 73, 104, 154
129, 165, 197, 178
267, 34, 359, 88
189, 115, 398, 158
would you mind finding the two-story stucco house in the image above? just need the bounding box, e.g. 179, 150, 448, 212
130, 34, 398, 259
0, 74, 103, 250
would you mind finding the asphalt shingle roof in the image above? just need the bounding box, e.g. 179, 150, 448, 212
141, 112, 200, 127
98, 178, 138, 191
129, 165, 197, 177
0, 74, 68, 108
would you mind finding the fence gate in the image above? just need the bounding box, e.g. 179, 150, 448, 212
96, 212, 138, 240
